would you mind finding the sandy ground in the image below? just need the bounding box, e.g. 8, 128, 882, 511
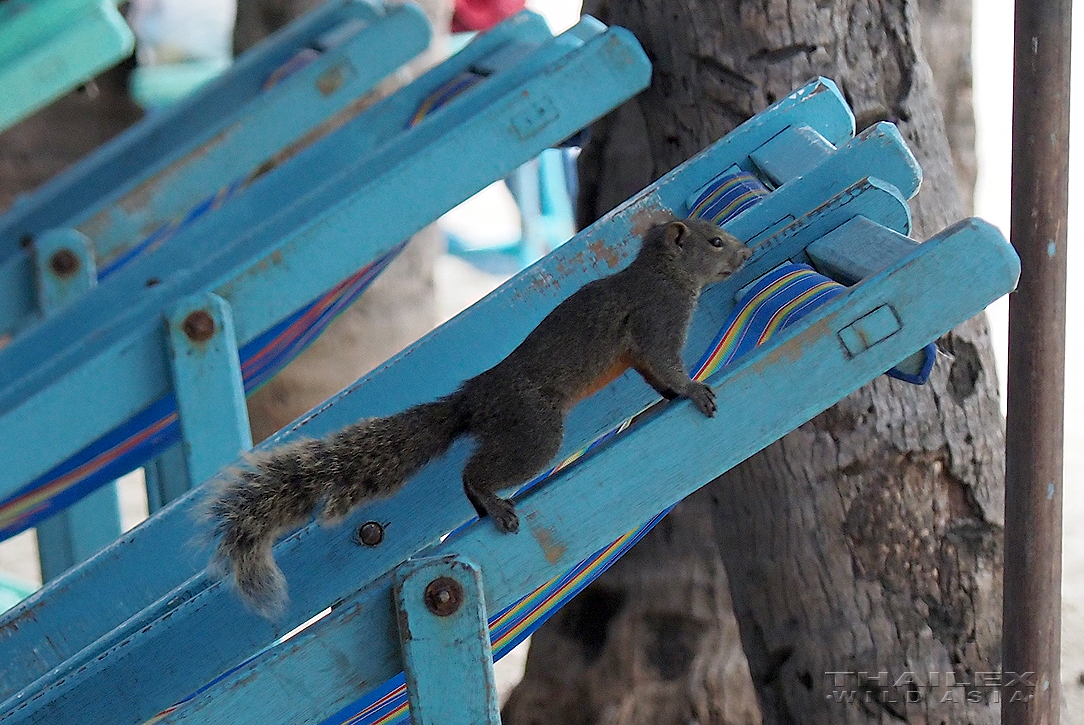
1, 0, 1081, 716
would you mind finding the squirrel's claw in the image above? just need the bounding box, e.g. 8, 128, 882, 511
486, 497, 520, 534
685, 381, 716, 417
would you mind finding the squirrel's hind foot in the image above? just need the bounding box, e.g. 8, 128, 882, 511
467, 488, 520, 533
486, 496, 520, 533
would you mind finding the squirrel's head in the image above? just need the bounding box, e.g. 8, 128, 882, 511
646, 219, 752, 287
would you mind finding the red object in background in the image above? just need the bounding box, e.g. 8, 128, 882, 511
452, 0, 527, 32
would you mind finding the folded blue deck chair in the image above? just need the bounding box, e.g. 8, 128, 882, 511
0, 78, 1019, 725
0, 11, 652, 571
1, 0, 434, 581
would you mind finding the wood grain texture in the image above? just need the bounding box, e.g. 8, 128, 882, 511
507, 1, 1002, 723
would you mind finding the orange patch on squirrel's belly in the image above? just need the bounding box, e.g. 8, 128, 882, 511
574, 352, 633, 403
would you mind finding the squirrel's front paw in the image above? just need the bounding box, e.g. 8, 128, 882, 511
486, 497, 520, 534
684, 381, 716, 417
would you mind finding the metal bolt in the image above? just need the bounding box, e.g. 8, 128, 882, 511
182, 310, 215, 342
355, 521, 384, 546
49, 248, 80, 278
316, 63, 347, 95
424, 576, 463, 617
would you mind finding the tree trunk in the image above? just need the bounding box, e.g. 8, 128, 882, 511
504, 2, 1003, 724
235, 0, 453, 442
917, 0, 976, 215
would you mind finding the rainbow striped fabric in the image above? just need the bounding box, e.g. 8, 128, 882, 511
406, 72, 486, 129
687, 168, 769, 224
693, 263, 845, 376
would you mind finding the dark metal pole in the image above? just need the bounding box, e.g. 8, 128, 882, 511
1003, 0, 1071, 722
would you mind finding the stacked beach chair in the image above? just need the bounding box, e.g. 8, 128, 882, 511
0, 5, 652, 577
0, 56, 1017, 725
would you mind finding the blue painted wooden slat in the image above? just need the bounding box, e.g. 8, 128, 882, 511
29, 227, 121, 582
804, 215, 936, 381
144, 444, 190, 513
394, 556, 501, 725
35, 485, 123, 583
805, 214, 920, 284
0, 180, 928, 725
165, 294, 252, 488
134, 220, 1016, 725
724, 121, 920, 245
0, 19, 651, 496
0, 77, 856, 701
81, 4, 433, 263
749, 124, 837, 186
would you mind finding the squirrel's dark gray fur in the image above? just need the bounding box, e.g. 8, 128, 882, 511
207, 219, 751, 616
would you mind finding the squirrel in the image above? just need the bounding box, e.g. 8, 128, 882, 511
206, 218, 751, 616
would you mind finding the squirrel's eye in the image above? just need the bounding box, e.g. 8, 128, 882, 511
710, 237, 725, 248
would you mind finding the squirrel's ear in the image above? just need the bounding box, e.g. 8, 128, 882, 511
664, 221, 689, 248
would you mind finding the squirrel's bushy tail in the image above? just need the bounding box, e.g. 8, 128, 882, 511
207, 393, 469, 617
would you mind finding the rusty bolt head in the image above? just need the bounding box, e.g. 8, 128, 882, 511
355, 521, 384, 546
49, 248, 80, 278
182, 310, 215, 342
424, 576, 463, 617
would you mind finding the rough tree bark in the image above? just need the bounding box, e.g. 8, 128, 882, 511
504, 2, 1003, 724
917, 0, 976, 214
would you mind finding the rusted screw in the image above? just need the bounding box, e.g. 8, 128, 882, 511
355, 521, 384, 547
182, 310, 215, 342
316, 64, 347, 95
49, 248, 80, 278
424, 576, 463, 617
